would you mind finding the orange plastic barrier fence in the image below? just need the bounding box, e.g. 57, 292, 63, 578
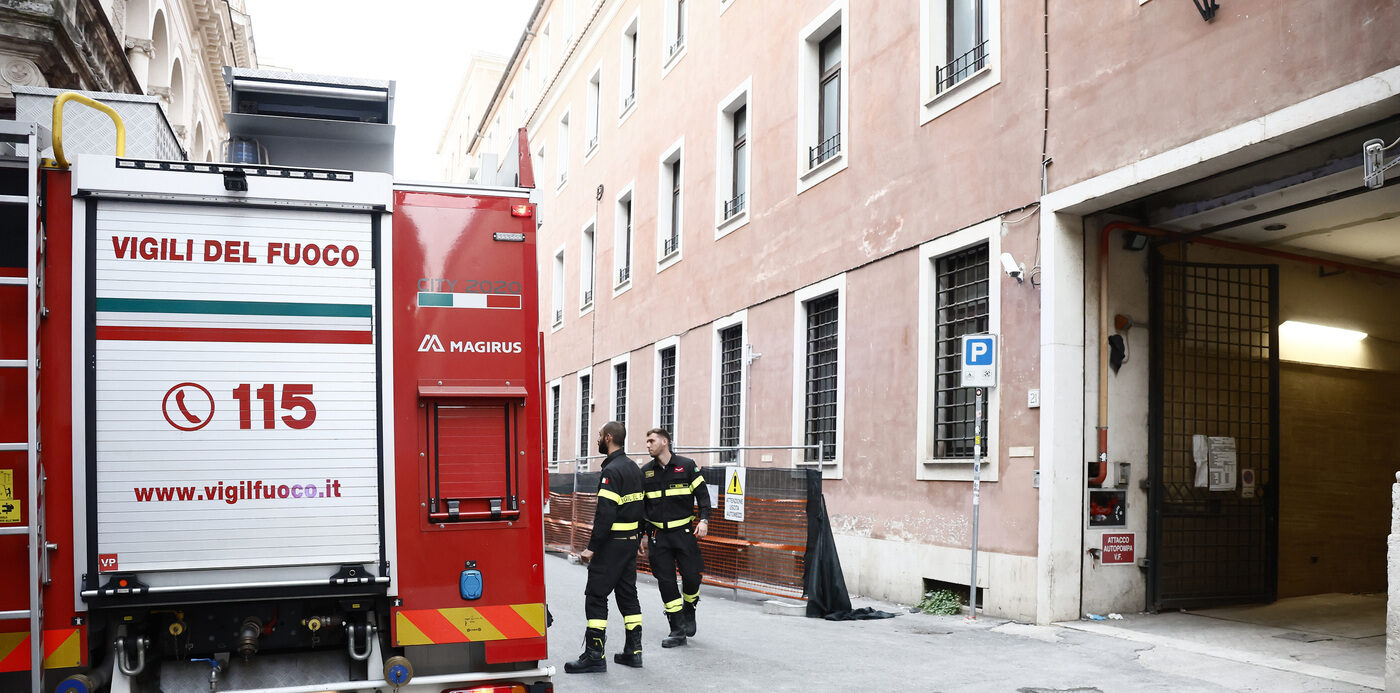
546, 467, 815, 600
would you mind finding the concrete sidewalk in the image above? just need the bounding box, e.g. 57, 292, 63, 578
542, 553, 1373, 692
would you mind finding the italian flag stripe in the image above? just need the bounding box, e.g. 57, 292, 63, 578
417, 292, 521, 310
97, 297, 371, 318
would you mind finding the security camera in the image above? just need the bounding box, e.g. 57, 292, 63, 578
1000, 252, 1024, 283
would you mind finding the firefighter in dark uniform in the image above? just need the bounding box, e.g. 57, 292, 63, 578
641, 427, 711, 648
565, 421, 646, 674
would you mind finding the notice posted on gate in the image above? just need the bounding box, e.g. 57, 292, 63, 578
92, 201, 380, 574
723, 467, 745, 522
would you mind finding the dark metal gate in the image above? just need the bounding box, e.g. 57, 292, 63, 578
1148, 258, 1279, 610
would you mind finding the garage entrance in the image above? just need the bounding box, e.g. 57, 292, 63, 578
1100, 116, 1400, 613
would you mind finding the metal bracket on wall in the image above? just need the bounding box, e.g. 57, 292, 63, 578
1192, 0, 1219, 22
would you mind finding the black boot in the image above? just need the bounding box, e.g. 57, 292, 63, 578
682, 601, 697, 637
661, 611, 687, 648
564, 628, 607, 674
613, 626, 643, 667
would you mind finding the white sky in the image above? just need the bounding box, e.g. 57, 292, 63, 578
242, 0, 533, 181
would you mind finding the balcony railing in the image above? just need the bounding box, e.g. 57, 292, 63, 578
723, 192, 746, 220
668, 36, 685, 59
617, 265, 631, 284
558, 171, 568, 186
622, 92, 636, 111
662, 234, 680, 256
553, 308, 563, 324
809, 132, 841, 169
935, 39, 989, 94
583, 289, 593, 307
587, 134, 598, 151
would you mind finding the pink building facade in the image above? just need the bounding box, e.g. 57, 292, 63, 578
463, 0, 1400, 622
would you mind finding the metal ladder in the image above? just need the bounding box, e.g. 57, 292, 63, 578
0, 119, 46, 693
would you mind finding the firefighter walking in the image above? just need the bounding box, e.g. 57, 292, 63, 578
565, 421, 646, 674
641, 427, 711, 648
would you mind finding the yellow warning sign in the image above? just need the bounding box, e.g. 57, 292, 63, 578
727, 473, 743, 495
0, 469, 11, 500
0, 499, 20, 524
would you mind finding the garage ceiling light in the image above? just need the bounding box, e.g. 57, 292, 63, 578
1280, 320, 1367, 342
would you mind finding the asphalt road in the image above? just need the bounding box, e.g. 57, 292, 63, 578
542, 552, 1372, 692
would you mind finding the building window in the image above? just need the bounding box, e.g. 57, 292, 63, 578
614, 187, 634, 289
614, 361, 628, 429
580, 222, 595, 312
578, 373, 591, 460
658, 140, 684, 267
551, 248, 565, 327
732, 106, 748, 213
540, 23, 551, 91
557, 111, 570, 189
798, 1, 848, 192
716, 81, 751, 234
658, 345, 677, 435
792, 275, 845, 478
550, 382, 561, 467
620, 13, 639, 115
920, 0, 1001, 123
815, 29, 841, 168
561, 0, 575, 46
803, 293, 839, 464
933, 243, 989, 459
716, 323, 743, 464
586, 67, 601, 154
938, 0, 989, 93
664, 0, 688, 71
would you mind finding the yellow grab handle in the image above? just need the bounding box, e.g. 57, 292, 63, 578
52, 92, 126, 169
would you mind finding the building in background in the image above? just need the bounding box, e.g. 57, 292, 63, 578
437, 53, 507, 183
0, 0, 258, 161
456, 0, 1400, 624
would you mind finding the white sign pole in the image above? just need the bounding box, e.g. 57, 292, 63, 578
969, 387, 982, 621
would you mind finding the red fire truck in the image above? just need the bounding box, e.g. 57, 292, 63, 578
0, 71, 552, 692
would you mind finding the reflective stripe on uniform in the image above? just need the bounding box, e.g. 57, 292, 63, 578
598, 488, 621, 503
664, 598, 684, 613
690, 475, 706, 490
683, 591, 700, 602
623, 613, 643, 629
648, 515, 694, 529
587, 619, 608, 630
619, 492, 645, 504
611, 521, 640, 531
664, 487, 692, 497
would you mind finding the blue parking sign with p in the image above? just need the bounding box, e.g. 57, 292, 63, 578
965, 337, 994, 365
960, 335, 997, 387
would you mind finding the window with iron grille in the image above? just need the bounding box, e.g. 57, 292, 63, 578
934, 242, 989, 458
614, 362, 628, 429
718, 325, 743, 463
550, 384, 561, 465
659, 346, 676, 434
804, 293, 839, 463
578, 374, 591, 459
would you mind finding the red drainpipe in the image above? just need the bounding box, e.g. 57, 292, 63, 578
1093, 221, 1400, 486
